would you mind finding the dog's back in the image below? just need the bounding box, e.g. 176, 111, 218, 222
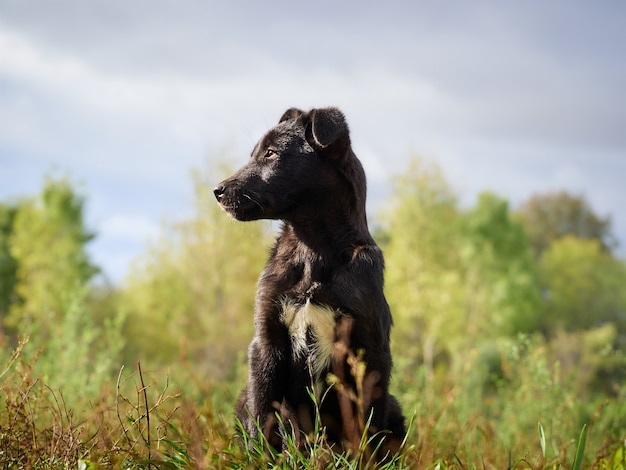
215, 107, 405, 454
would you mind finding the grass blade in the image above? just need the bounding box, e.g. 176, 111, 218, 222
571, 424, 587, 470
538, 422, 546, 458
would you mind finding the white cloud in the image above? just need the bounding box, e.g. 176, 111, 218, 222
0, 28, 183, 122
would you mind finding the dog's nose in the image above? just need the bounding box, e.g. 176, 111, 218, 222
213, 185, 226, 200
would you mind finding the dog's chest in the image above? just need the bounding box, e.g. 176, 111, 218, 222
280, 299, 336, 379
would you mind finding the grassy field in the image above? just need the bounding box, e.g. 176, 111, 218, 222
1, 336, 625, 469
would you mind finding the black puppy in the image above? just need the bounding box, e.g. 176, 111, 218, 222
214, 107, 405, 453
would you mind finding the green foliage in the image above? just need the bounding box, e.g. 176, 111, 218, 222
461, 192, 542, 335
381, 159, 542, 384
393, 333, 626, 469
29, 287, 126, 404
0, 287, 125, 412
548, 325, 626, 398
382, 158, 464, 375
539, 236, 626, 334
4, 176, 97, 334
0, 202, 18, 324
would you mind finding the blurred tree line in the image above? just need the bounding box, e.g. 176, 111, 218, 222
0, 177, 98, 338
0, 159, 625, 428
381, 160, 626, 404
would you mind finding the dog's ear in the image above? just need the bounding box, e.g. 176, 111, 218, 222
279, 108, 304, 123
306, 107, 350, 152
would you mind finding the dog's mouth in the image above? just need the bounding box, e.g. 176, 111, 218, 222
214, 185, 267, 221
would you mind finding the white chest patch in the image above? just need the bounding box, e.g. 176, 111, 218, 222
280, 299, 337, 379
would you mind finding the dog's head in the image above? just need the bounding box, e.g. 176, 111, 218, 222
214, 107, 365, 223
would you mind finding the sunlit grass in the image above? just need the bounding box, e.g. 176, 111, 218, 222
1, 336, 625, 469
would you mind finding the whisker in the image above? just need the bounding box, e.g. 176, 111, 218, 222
243, 192, 264, 211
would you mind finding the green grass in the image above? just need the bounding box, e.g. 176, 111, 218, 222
1, 338, 626, 469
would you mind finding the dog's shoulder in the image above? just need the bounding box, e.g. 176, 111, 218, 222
327, 242, 389, 314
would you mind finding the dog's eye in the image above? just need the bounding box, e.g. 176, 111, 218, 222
263, 149, 278, 159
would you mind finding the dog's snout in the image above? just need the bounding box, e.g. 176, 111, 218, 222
213, 185, 226, 200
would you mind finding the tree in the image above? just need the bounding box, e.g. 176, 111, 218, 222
516, 191, 616, 256
0, 204, 18, 318
539, 235, 626, 334
0, 203, 19, 345
461, 192, 542, 335
381, 161, 547, 389
381, 158, 465, 377
4, 176, 97, 334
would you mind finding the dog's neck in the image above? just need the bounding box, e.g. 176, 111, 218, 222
280, 212, 373, 263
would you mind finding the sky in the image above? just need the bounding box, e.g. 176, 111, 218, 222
1, 1, 625, 284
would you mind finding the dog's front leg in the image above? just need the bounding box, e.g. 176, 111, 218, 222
244, 333, 290, 447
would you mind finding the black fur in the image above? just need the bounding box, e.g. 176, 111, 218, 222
214, 107, 405, 452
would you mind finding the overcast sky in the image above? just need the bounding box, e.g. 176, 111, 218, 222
1, 1, 625, 283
